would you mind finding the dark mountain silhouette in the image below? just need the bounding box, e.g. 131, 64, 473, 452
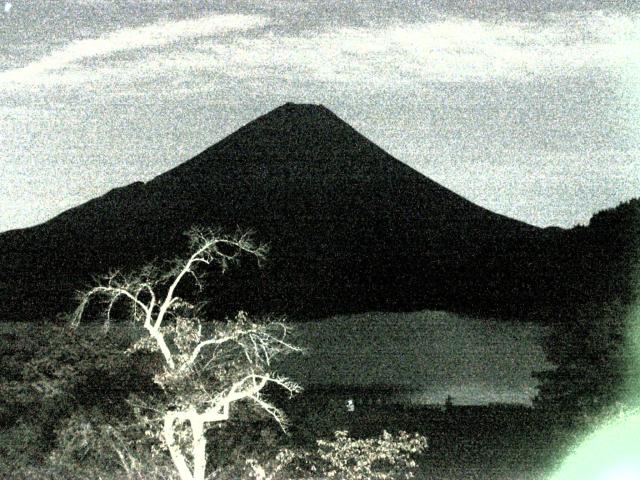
0, 103, 637, 322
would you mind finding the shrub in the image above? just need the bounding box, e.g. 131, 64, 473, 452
237, 430, 428, 480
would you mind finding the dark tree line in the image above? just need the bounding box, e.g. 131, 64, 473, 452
533, 199, 640, 426
533, 302, 637, 423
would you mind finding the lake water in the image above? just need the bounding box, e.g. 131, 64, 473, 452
277, 310, 552, 405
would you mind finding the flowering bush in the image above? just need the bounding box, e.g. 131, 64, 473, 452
242, 430, 428, 480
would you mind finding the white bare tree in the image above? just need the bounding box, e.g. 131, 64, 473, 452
71, 227, 302, 480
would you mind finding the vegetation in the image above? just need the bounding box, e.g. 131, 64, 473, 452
239, 430, 428, 480
0, 227, 429, 479
0, 322, 152, 475
533, 301, 634, 429
67, 227, 304, 480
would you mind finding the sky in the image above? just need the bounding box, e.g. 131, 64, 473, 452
278, 311, 551, 405
1, 0, 639, 232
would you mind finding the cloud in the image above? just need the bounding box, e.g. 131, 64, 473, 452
0, 13, 269, 86
105, 9, 638, 91
2, 9, 637, 91
266, 11, 639, 83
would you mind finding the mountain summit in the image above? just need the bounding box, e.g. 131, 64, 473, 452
0, 103, 612, 322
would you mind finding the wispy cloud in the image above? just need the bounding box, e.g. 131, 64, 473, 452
0, 13, 269, 86
2, 10, 637, 90
233, 11, 639, 83
96, 10, 639, 92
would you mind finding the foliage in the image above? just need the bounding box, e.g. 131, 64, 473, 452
39, 406, 189, 480
1, 226, 434, 480
309, 430, 428, 480
533, 300, 633, 427
0, 420, 48, 472
0, 322, 155, 475
70, 227, 302, 480
232, 430, 428, 480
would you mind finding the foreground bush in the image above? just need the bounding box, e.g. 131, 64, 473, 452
0, 322, 155, 475
232, 430, 428, 480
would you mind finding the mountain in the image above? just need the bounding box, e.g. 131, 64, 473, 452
0, 103, 636, 322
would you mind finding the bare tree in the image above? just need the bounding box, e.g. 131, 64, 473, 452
71, 227, 302, 480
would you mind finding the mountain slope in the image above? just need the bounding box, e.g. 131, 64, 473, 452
0, 103, 583, 322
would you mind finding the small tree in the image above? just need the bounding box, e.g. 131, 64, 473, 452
444, 395, 454, 411
72, 227, 302, 480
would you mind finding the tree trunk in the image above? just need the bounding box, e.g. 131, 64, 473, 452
191, 418, 208, 480
163, 413, 195, 480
